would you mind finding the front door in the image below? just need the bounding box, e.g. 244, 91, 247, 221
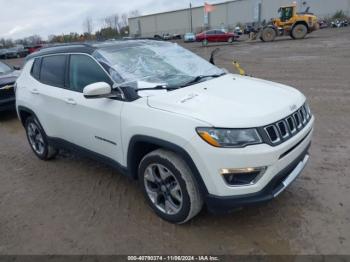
63, 54, 124, 163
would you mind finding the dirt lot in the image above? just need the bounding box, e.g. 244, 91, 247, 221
1, 28, 350, 255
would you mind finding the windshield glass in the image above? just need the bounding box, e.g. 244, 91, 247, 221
0, 62, 12, 74
93, 41, 224, 88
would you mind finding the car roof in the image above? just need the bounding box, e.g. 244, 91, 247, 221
25, 39, 165, 61
25, 44, 97, 61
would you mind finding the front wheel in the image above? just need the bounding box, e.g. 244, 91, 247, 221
202, 39, 208, 46
228, 37, 234, 43
291, 24, 308, 39
25, 116, 58, 160
261, 27, 276, 42
139, 149, 203, 224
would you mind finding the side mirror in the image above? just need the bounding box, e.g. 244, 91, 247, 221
83, 82, 111, 99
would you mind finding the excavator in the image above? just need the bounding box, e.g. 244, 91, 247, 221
255, 3, 319, 42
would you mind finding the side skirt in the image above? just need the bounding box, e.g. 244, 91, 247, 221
48, 137, 130, 177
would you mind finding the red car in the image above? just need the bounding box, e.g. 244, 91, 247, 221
196, 29, 238, 45
26, 45, 43, 54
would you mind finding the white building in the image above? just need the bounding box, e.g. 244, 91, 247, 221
129, 0, 350, 37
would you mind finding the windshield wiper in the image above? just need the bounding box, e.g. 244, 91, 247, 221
180, 73, 225, 87
134, 85, 179, 92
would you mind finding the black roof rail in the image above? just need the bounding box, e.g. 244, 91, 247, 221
25, 43, 97, 61
25, 39, 165, 61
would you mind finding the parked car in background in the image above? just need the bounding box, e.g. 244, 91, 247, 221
243, 23, 258, 35
153, 33, 182, 41
172, 33, 182, 40
331, 19, 348, 28
154, 34, 162, 40
196, 29, 239, 45
234, 26, 243, 35
4, 48, 20, 59
0, 49, 7, 59
0, 47, 28, 59
318, 19, 329, 29
162, 33, 172, 40
0, 61, 20, 111
26, 44, 43, 54
184, 32, 196, 42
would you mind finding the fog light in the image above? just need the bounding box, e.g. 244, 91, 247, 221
220, 167, 266, 186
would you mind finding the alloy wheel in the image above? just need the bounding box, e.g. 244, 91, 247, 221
27, 122, 45, 155
144, 163, 183, 215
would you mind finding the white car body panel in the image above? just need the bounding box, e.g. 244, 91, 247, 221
16, 50, 314, 200
147, 74, 305, 127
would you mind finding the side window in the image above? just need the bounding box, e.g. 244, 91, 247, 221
31, 58, 41, 80
68, 54, 112, 93
40, 55, 66, 88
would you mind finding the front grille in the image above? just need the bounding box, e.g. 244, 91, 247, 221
0, 83, 15, 99
262, 104, 312, 146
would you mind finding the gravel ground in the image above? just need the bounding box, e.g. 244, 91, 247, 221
0, 27, 349, 255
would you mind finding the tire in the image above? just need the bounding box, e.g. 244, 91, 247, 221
202, 39, 208, 46
228, 37, 234, 43
139, 149, 203, 224
291, 24, 308, 39
25, 116, 58, 160
261, 27, 276, 42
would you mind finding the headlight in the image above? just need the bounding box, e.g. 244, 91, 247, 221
196, 127, 262, 148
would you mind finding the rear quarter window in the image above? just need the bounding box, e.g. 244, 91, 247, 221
30, 58, 42, 80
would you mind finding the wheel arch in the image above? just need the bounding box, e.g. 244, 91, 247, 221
265, 25, 278, 34
292, 20, 309, 30
127, 135, 209, 196
17, 106, 37, 127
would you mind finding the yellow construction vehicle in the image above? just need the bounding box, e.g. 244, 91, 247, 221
258, 3, 319, 42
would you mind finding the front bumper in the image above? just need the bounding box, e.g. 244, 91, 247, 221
0, 97, 16, 111
187, 116, 314, 197
205, 143, 310, 213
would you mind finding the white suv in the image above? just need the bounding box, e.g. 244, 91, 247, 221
15, 41, 314, 223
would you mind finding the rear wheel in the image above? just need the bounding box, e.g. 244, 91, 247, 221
291, 24, 308, 39
25, 116, 58, 160
139, 149, 203, 224
261, 27, 276, 42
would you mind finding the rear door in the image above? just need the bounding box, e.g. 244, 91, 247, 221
63, 54, 124, 163
216, 30, 226, 42
205, 30, 216, 42
29, 54, 71, 139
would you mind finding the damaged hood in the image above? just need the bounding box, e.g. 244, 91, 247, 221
146, 74, 306, 127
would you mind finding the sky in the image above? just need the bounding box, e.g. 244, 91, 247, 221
0, 0, 222, 40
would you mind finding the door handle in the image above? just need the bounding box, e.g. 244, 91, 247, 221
65, 98, 77, 105
30, 89, 40, 94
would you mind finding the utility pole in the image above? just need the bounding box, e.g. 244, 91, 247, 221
190, 2, 193, 32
